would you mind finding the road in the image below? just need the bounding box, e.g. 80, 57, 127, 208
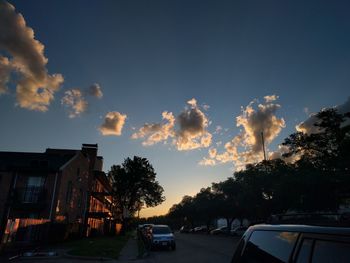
144, 233, 240, 263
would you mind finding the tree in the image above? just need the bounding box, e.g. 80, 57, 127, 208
109, 156, 165, 231
282, 108, 350, 212
212, 178, 246, 231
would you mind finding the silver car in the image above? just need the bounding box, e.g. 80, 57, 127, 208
151, 225, 176, 250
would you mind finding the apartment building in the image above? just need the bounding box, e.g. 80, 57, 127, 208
0, 144, 114, 248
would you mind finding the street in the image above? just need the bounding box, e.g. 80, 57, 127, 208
0, 233, 240, 263
145, 233, 240, 263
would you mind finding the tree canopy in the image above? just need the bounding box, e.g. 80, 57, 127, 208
166, 108, 350, 228
109, 156, 165, 220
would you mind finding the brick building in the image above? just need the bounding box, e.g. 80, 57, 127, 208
0, 144, 114, 248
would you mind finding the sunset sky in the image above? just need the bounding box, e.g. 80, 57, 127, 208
1, 0, 349, 217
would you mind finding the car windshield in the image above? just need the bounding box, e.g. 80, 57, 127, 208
153, 226, 172, 234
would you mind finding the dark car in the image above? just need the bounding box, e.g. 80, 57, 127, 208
231, 224, 350, 263
150, 225, 176, 250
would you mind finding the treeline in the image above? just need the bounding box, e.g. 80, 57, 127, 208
140, 108, 350, 230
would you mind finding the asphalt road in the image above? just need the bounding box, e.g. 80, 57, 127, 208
145, 233, 240, 263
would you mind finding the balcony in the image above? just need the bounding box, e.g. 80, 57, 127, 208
12, 186, 47, 210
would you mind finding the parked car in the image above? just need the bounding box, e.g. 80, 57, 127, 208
150, 225, 176, 250
193, 225, 208, 233
230, 226, 247, 236
231, 224, 350, 262
210, 226, 229, 235
180, 225, 191, 233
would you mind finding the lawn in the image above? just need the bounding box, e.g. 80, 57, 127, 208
61, 234, 130, 259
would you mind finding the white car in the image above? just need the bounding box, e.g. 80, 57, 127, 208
151, 225, 176, 250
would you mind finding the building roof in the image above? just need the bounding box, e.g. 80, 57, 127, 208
0, 150, 77, 172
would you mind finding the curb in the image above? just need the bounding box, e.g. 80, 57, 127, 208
64, 252, 115, 261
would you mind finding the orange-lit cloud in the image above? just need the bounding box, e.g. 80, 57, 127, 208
0, 1, 64, 111
201, 95, 285, 169
61, 89, 88, 118
0, 56, 13, 94
99, 111, 127, 136
131, 111, 175, 145
132, 98, 212, 150
296, 97, 350, 134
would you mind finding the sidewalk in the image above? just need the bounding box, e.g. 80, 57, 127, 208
118, 234, 139, 261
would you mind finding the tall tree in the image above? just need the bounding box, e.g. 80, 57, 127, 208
109, 156, 165, 229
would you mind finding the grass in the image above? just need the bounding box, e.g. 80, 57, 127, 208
60, 234, 130, 259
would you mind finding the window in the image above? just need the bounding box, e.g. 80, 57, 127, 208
66, 181, 73, 204
27, 176, 44, 187
296, 239, 313, 263
241, 230, 298, 263
312, 240, 350, 263
22, 177, 45, 203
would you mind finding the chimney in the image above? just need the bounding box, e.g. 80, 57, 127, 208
81, 144, 98, 170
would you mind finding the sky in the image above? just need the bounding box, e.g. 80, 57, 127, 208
1, 0, 350, 217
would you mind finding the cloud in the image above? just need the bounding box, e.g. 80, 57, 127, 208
99, 112, 127, 136
199, 158, 216, 166
61, 89, 88, 118
269, 144, 300, 163
296, 97, 350, 134
201, 95, 285, 169
0, 1, 64, 111
132, 98, 212, 150
0, 56, 13, 94
175, 98, 212, 150
264, 95, 279, 103
88, 83, 103, 98
131, 111, 175, 145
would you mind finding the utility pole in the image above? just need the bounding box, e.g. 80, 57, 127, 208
261, 131, 267, 161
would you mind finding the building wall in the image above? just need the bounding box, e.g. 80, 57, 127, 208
0, 172, 13, 244
9, 171, 58, 219
0, 172, 13, 222
54, 152, 90, 225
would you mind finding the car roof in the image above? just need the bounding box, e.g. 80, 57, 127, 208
248, 224, 350, 236
153, 224, 170, 228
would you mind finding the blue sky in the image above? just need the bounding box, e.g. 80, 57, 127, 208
1, 0, 349, 217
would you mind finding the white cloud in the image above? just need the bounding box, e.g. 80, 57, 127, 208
99, 112, 127, 136
88, 83, 103, 98
61, 89, 88, 118
0, 1, 64, 111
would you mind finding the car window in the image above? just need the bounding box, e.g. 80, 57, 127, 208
296, 238, 313, 263
312, 240, 350, 263
240, 230, 298, 263
152, 226, 171, 234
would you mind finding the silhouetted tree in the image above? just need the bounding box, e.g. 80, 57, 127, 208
109, 156, 165, 232
212, 178, 246, 231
